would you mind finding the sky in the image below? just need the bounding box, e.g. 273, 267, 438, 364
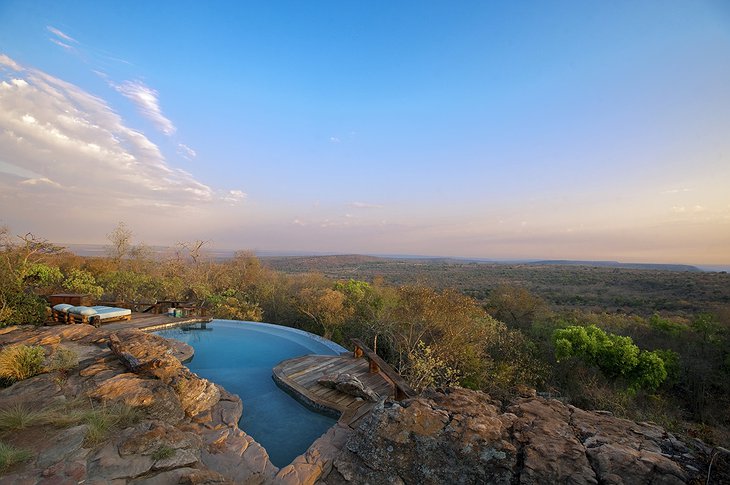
1, 1, 729, 265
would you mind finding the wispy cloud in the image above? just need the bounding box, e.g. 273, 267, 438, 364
49, 38, 74, 50
349, 201, 383, 209
19, 177, 61, 188
661, 188, 691, 194
329, 136, 341, 143
0, 54, 23, 71
177, 143, 196, 160
110, 80, 176, 135
47, 26, 78, 44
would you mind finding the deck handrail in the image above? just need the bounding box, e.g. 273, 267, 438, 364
351, 338, 416, 400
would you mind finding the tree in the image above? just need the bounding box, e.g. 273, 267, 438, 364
297, 287, 351, 341
0, 229, 64, 326
334, 279, 385, 351
106, 222, 132, 265
63, 268, 104, 299
486, 285, 550, 332
554, 325, 668, 391
178, 240, 210, 266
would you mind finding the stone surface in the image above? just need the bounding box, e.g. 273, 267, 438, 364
317, 373, 379, 402
36, 425, 87, 469
107, 329, 220, 417
0, 324, 278, 485
200, 427, 279, 484
277, 423, 352, 485
321, 388, 703, 485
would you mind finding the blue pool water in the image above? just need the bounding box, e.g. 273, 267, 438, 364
155, 320, 345, 467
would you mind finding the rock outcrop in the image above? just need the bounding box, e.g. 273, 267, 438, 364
108, 329, 221, 417
0, 324, 277, 485
321, 387, 703, 485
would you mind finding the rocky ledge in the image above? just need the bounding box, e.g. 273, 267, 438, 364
321, 387, 713, 485
0, 325, 281, 484
0, 324, 723, 484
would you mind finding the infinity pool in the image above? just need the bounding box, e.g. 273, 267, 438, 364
155, 320, 346, 467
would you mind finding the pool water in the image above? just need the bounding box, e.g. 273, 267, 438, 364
155, 320, 344, 467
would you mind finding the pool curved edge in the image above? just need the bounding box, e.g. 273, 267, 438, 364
272, 360, 342, 420
215, 319, 349, 354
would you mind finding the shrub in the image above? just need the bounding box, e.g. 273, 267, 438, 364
0, 441, 32, 471
0, 292, 47, 326
0, 404, 46, 430
151, 445, 175, 461
83, 403, 141, 446
402, 340, 461, 391
62, 268, 103, 299
554, 325, 668, 392
49, 346, 79, 372
0, 344, 45, 384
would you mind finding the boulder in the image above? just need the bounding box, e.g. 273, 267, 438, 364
87, 372, 185, 422
107, 329, 220, 417
317, 373, 379, 402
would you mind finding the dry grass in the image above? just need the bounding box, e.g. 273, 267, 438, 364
0, 398, 141, 446
151, 444, 175, 461
48, 346, 78, 372
0, 441, 32, 471
0, 344, 45, 384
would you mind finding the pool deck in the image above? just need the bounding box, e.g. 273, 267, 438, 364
273, 354, 396, 428
100, 312, 212, 332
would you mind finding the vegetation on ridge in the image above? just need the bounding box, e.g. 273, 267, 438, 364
0, 223, 728, 444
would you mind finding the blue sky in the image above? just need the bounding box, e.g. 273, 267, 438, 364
1, 1, 729, 264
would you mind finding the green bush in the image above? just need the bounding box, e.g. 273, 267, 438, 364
0, 292, 47, 327
554, 325, 668, 391
62, 268, 103, 299
0, 344, 45, 384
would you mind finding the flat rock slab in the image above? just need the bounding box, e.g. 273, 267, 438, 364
320, 388, 702, 485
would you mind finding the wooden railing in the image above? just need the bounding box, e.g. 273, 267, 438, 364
351, 338, 416, 400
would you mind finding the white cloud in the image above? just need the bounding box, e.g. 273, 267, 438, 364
177, 143, 196, 160
661, 188, 690, 194
221, 189, 246, 204
329, 136, 340, 143
47, 26, 78, 44
49, 38, 74, 50
111, 80, 176, 135
0, 54, 23, 71
349, 201, 383, 209
19, 177, 61, 188
0, 54, 217, 217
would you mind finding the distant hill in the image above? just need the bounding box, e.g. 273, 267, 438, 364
526, 260, 702, 272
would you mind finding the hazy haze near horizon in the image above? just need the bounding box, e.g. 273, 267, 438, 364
1, 2, 729, 264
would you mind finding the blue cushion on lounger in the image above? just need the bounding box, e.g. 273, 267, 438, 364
53, 303, 74, 312
68, 306, 98, 316
94, 307, 131, 319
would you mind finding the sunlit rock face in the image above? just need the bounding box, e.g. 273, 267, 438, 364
322, 387, 699, 485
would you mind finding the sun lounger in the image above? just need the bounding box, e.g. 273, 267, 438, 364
62, 305, 132, 326
51, 303, 74, 323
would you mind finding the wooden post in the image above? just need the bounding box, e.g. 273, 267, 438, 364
354, 344, 364, 359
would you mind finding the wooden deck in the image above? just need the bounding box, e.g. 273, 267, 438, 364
95, 312, 212, 332
273, 354, 396, 428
